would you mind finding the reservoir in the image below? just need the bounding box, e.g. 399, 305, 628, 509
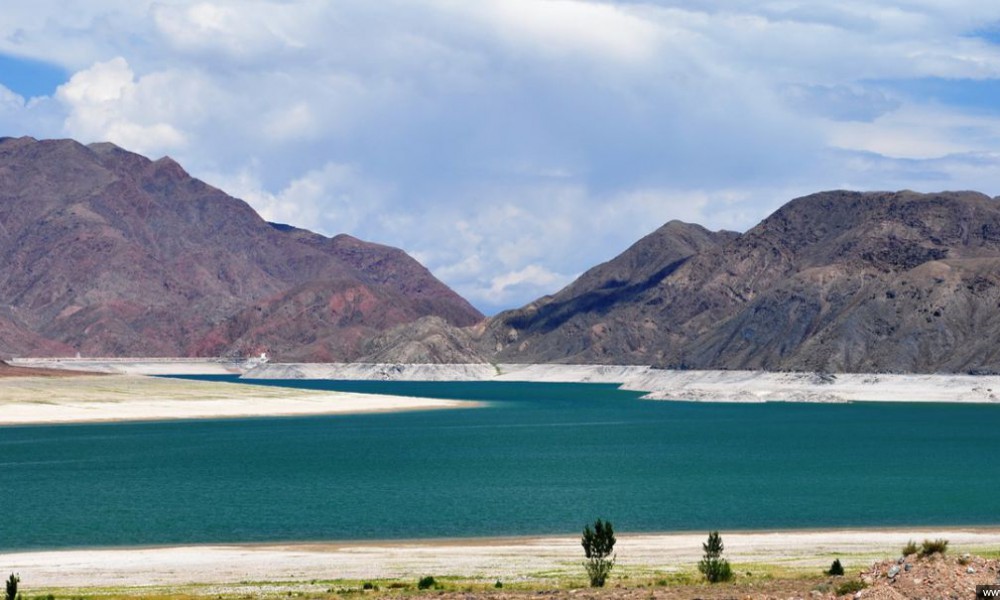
2, 377, 998, 551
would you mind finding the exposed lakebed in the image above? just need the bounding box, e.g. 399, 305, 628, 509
2, 376, 999, 551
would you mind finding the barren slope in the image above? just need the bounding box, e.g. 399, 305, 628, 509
0, 136, 481, 360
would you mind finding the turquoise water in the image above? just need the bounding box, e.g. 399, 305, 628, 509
1, 377, 999, 551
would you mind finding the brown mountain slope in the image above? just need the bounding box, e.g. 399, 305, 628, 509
484, 220, 737, 363
0, 136, 482, 359
484, 190, 1000, 373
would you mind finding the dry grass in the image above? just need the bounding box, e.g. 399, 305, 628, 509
0, 360, 96, 378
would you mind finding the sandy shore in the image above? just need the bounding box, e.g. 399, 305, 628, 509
13, 359, 1000, 404
245, 363, 1000, 403
5, 528, 1000, 589
0, 375, 478, 425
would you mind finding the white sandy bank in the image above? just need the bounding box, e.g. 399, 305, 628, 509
5, 529, 1000, 588
8, 357, 250, 375
243, 363, 1000, 404
11, 359, 1000, 404
0, 375, 476, 425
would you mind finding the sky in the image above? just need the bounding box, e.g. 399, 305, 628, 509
2, 1, 1000, 315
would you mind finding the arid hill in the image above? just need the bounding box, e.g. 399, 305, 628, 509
482, 190, 1000, 373
0, 136, 482, 360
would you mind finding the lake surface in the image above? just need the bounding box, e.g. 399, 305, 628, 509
2, 377, 999, 551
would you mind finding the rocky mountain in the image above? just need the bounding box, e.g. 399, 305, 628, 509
0, 136, 482, 360
482, 190, 1000, 373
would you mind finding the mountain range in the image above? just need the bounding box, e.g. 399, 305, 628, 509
3, 136, 1000, 373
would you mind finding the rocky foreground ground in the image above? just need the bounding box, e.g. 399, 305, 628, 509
371, 554, 998, 600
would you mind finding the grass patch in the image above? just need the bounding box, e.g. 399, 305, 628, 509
835, 579, 867, 596
920, 539, 949, 557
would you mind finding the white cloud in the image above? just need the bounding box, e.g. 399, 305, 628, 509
55, 57, 188, 155
4, 1, 1000, 312
827, 104, 1000, 159
0, 84, 24, 113
481, 264, 574, 307
151, 2, 311, 60
205, 161, 388, 237
460, 0, 665, 64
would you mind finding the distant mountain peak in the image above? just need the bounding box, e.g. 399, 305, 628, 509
0, 137, 482, 361
482, 189, 1000, 373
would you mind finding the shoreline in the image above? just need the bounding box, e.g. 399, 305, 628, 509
12, 522, 1000, 553
5, 526, 1000, 589
11, 359, 1000, 405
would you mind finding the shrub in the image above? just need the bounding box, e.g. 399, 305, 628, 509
826, 558, 845, 576
902, 540, 918, 556
494, 580, 503, 589
920, 539, 948, 557
5, 574, 18, 600
835, 580, 866, 596
581, 518, 616, 587
698, 531, 733, 583
417, 576, 436, 590
361, 582, 374, 590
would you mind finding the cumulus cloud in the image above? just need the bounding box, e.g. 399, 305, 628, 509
0, 84, 24, 113
55, 57, 188, 155
3, 1, 1000, 312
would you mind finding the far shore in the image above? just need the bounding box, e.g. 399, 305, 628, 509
3, 359, 1000, 427
4, 527, 1000, 590
14, 358, 1000, 405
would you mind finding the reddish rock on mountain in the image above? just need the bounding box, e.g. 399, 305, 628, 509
0, 136, 482, 360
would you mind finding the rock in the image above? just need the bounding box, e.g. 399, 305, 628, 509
854, 591, 863, 600
968, 566, 977, 574
887, 565, 900, 578
903, 563, 912, 572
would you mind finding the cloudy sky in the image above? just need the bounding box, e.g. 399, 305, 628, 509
2, 1, 1000, 314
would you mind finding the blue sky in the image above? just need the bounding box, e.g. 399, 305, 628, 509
0, 54, 64, 98
1, 1, 1000, 315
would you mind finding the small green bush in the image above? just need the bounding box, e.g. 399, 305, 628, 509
494, 580, 503, 589
5, 574, 18, 600
902, 540, 918, 556
826, 558, 845, 576
581, 518, 616, 587
698, 531, 733, 583
417, 576, 436, 590
920, 539, 948, 557
361, 582, 374, 590
835, 580, 866, 596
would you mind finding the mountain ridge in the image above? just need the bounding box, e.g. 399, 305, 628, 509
476, 189, 1000, 373
0, 136, 482, 360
